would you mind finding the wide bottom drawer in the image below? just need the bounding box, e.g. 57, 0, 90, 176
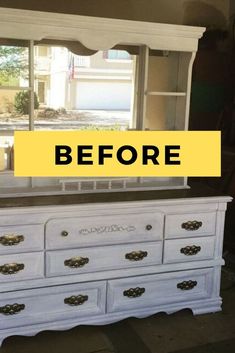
0, 281, 106, 329
107, 268, 214, 313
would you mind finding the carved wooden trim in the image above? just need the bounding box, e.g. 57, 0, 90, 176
0, 7, 205, 51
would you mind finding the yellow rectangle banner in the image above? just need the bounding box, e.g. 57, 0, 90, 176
14, 131, 221, 177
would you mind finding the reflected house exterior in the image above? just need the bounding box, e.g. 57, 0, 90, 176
34, 46, 134, 111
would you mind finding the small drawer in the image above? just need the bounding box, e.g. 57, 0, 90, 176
46, 242, 162, 277
165, 212, 216, 238
163, 236, 215, 264
0, 252, 44, 283
107, 268, 213, 313
45, 212, 163, 249
0, 224, 44, 254
0, 281, 106, 329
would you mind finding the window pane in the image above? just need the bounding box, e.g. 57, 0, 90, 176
104, 50, 131, 61
34, 46, 135, 131
0, 45, 29, 87
0, 45, 30, 136
0, 88, 30, 133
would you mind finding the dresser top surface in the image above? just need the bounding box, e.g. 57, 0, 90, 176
0, 183, 231, 209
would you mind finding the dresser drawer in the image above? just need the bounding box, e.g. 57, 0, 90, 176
107, 268, 213, 313
165, 212, 216, 238
45, 212, 163, 249
0, 224, 44, 254
163, 236, 215, 264
0, 281, 106, 329
0, 252, 44, 283
46, 242, 162, 277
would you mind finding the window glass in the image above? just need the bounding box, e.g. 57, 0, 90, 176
0, 45, 29, 87
0, 45, 30, 137
104, 50, 131, 61
34, 46, 135, 131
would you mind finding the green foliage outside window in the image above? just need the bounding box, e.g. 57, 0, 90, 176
14, 91, 39, 115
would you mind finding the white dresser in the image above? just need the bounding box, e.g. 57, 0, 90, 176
0, 186, 231, 346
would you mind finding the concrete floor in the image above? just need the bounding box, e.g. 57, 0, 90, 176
0, 268, 235, 353
0, 110, 131, 131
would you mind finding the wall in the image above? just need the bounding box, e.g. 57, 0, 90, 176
0, 0, 230, 27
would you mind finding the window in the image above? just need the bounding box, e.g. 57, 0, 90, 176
0, 44, 135, 136
74, 55, 90, 68
103, 50, 131, 61
0, 39, 189, 194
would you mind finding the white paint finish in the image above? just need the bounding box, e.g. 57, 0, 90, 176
146, 92, 186, 96
0, 252, 44, 282
0, 8, 203, 195
214, 210, 227, 260
164, 236, 215, 264
45, 211, 163, 249
0, 224, 44, 254
136, 45, 149, 130
0, 259, 224, 294
29, 40, 35, 131
0, 195, 231, 346
0, 281, 106, 329
0, 197, 229, 225
0, 296, 223, 347
0, 8, 205, 52
107, 268, 213, 313
165, 212, 217, 238
0, 196, 229, 226
184, 52, 196, 130
46, 242, 162, 277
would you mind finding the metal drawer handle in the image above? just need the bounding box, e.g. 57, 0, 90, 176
177, 280, 197, 290
181, 221, 202, 231
64, 294, 88, 306
0, 234, 24, 246
64, 256, 89, 268
0, 303, 25, 315
125, 250, 148, 261
0, 263, 25, 275
123, 287, 145, 298
61, 230, 69, 237
180, 245, 201, 256
146, 225, 152, 231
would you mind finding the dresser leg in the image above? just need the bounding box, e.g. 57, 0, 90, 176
0, 335, 6, 348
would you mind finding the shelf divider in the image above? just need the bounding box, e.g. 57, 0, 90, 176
145, 91, 186, 96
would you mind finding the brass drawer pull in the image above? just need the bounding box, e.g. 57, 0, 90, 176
180, 245, 201, 256
64, 294, 88, 306
125, 250, 148, 261
123, 287, 145, 298
177, 280, 197, 290
64, 256, 89, 268
0, 303, 25, 315
61, 230, 69, 237
0, 234, 24, 246
146, 225, 152, 231
0, 263, 25, 275
181, 221, 202, 231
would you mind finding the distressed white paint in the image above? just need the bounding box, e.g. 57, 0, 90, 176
0, 224, 44, 254
165, 212, 217, 238
0, 195, 232, 346
0, 8, 205, 51
45, 211, 163, 249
